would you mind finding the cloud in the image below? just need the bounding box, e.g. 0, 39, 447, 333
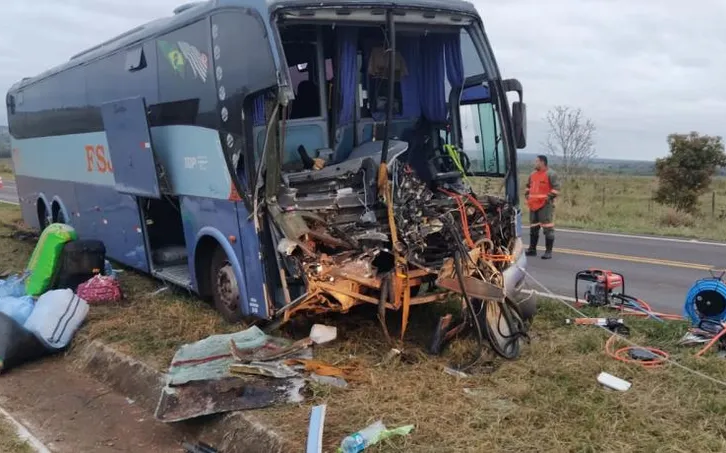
1, 0, 723, 160
474, 0, 726, 159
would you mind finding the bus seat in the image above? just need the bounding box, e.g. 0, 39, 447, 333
290, 80, 320, 119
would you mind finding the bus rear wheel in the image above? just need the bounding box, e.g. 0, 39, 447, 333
210, 247, 244, 323
37, 202, 51, 230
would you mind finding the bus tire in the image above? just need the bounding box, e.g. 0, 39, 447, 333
210, 246, 244, 323
37, 200, 51, 230
52, 201, 67, 224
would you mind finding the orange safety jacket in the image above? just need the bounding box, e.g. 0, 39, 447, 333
527, 169, 555, 212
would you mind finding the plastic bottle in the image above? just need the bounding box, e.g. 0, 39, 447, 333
339, 420, 386, 453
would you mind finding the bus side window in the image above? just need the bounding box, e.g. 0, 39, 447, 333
212, 12, 277, 193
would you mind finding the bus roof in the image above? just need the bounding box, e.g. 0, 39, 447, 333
9, 0, 477, 92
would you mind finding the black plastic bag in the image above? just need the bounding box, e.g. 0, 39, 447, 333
0, 312, 52, 373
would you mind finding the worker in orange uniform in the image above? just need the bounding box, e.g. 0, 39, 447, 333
525, 155, 561, 259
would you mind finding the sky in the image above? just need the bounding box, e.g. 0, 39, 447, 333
0, 0, 724, 161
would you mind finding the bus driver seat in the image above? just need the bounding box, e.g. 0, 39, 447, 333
290, 80, 320, 119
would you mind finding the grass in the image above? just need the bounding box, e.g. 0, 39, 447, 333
474, 174, 726, 241
0, 414, 34, 453
2, 204, 726, 451
0, 158, 14, 180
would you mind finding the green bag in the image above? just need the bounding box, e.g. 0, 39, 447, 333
25, 223, 77, 296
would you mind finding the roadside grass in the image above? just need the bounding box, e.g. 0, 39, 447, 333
2, 204, 726, 451
0, 157, 14, 180
474, 174, 726, 241
0, 414, 34, 453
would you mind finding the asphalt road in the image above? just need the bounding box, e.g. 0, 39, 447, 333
525, 226, 726, 313
0, 181, 719, 314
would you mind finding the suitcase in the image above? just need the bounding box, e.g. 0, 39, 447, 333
52, 240, 106, 291
25, 223, 77, 296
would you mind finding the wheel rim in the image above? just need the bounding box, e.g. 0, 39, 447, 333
216, 262, 239, 313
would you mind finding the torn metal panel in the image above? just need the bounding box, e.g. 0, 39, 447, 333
155, 376, 305, 423
155, 326, 312, 422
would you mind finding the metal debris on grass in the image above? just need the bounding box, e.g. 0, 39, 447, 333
155, 326, 310, 422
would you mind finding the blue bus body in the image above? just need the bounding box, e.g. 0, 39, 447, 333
5, 0, 532, 325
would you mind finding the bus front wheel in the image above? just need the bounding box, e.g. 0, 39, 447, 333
210, 247, 244, 323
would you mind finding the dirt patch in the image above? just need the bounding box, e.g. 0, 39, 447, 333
0, 357, 182, 453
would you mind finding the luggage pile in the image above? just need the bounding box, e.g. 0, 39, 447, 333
0, 223, 121, 373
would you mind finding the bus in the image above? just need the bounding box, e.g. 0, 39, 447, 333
5, 0, 533, 353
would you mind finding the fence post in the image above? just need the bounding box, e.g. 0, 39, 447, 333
602, 189, 605, 207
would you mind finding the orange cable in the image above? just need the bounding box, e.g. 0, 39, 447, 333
605, 335, 669, 368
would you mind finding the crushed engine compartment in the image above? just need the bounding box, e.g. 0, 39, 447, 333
266, 126, 521, 356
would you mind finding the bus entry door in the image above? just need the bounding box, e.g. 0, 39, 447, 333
101, 96, 165, 198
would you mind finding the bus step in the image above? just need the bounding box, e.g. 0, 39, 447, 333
153, 264, 192, 288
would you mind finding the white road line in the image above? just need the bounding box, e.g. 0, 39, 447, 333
523, 226, 726, 247
0, 199, 19, 206
0, 406, 52, 453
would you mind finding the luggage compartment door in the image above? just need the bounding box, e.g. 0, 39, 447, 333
101, 96, 164, 199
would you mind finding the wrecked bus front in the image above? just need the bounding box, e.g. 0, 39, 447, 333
258, 0, 533, 348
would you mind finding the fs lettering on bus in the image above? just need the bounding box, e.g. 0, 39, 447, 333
85, 145, 114, 173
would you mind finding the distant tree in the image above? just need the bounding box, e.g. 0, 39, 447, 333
543, 106, 596, 176
654, 132, 726, 214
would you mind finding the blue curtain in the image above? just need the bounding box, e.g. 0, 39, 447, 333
398, 36, 421, 119
253, 95, 265, 126
337, 28, 358, 125
444, 33, 464, 89
419, 35, 446, 122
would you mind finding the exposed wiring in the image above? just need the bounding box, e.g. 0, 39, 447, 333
451, 248, 485, 371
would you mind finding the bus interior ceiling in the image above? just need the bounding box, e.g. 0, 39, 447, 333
266, 22, 517, 324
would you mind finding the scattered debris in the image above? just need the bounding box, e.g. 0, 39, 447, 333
339, 420, 414, 453
285, 358, 359, 381
149, 286, 169, 297
597, 372, 631, 392
443, 367, 469, 379
155, 326, 310, 422
306, 405, 327, 453
310, 373, 348, 389
310, 324, 338, 345
229, 361, 299, 379
377, 348, 402, 366
679, 331, 712, 346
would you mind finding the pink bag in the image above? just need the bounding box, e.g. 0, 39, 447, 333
76, 275, 122, 304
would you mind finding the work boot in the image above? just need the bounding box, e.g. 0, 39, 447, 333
525, 228, 539, 256
541, 237, 554, 260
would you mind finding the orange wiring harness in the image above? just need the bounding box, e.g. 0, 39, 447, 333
437, 188, 514, 263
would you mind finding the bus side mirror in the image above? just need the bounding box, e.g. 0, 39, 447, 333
512, 101, 527, 149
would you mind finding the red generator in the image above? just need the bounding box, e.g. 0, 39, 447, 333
575, 269, 625, 307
